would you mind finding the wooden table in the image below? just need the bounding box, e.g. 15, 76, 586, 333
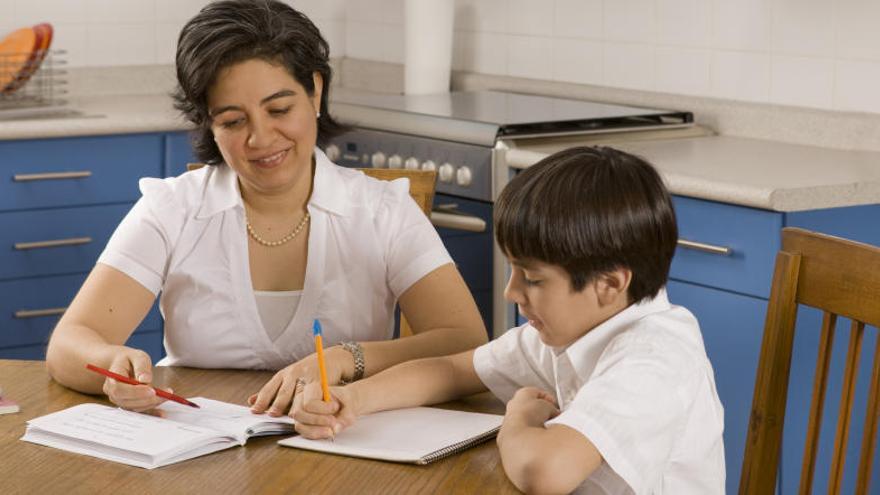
0, 360, 519, 494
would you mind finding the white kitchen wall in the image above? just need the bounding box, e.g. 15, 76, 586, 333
350, 0, 880, 115
2, 0, 879, 115
0, 0, 346, 67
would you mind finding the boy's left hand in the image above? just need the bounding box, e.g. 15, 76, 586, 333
505, 386, 560, 426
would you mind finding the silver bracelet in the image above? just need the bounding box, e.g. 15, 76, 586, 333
339, 341, 364, 385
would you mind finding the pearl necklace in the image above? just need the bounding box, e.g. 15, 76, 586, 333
246, 212, 310, 247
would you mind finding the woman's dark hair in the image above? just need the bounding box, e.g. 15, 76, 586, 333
172, 0, 345, 164
494, 146, 678, 303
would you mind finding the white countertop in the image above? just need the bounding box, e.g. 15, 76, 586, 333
613, 136, 880, 212
2, 92, 879, 213
0, 94, 190, 140
506, 132, 880, 212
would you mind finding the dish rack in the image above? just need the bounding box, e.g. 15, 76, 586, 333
0, 49, 68, 120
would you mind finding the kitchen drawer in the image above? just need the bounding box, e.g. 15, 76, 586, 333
0, 203, 133, 280
0, 274, 162, 348
0, 133, 162, 212
670, 196, 782, 298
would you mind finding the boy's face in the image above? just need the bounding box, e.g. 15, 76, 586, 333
505, 258, 630, 347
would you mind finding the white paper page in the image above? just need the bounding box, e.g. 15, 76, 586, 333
158, 397, 294, 442
24, 403, 220, 457
279, 407, 503, 462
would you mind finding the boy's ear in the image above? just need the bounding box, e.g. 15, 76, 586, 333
595, 268, 632, 306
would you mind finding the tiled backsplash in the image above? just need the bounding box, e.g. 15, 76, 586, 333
0, 0, 345, 66
2, 0, 880, 115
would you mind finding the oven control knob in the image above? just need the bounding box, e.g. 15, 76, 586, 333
387, 154, 403, 169
325, 144, 341, 162
371, 151, 387, 168
438, 162, 455, 183
404, 157, 420, 170
455, 166, 473, 187
421, 160, 436, 172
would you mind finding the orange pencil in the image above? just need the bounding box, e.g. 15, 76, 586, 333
313, 319, 331, 402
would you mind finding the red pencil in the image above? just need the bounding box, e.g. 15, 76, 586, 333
86, 363, 200, 408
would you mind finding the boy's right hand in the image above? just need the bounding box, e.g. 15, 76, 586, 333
102, 349, 166, 412
292, 383, 358, 439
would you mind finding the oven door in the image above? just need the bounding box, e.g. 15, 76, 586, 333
431, 194, 492, 336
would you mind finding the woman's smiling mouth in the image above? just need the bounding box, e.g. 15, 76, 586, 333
250, 149, 289, 168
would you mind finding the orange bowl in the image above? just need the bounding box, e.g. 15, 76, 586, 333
0, 23, 54, 95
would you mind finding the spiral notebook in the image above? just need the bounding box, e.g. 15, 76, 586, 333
278, 407, 503, 464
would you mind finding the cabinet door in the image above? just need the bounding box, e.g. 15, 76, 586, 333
667, 280, 767, 495
165, 132, 197, 177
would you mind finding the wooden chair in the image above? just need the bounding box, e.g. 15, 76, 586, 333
740, 227, 880, 495
187, 163, 438, 337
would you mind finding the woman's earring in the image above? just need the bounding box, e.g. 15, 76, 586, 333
316, 110, 321, 119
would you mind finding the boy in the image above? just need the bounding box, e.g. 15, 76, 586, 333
294, 146, 725, 494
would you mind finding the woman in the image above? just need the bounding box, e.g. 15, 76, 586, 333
46, 0, 486, 416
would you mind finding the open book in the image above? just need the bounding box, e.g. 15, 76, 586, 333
278, 407, 503, 464
21, 397, 294, 469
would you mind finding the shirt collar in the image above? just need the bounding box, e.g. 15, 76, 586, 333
195, 147, 349, 219
554, 288, 673, 376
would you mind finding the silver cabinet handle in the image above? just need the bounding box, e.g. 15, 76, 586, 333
431, 211, 487, 233
13, 171, 93, 181
14, 237, 93, 250
677, 239, 732, 256
14, 307, 67, 318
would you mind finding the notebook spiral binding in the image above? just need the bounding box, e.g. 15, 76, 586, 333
418, 426, 501, 465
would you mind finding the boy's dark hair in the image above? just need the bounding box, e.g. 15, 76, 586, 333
494, 146, 678, 303
172, 0, 345, 164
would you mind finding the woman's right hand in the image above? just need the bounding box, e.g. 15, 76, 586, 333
102, 348, 166, 412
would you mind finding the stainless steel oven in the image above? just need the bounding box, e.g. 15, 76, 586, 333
328, 90, 706, 337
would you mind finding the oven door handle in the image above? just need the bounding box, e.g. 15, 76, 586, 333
430, 209, 487, 233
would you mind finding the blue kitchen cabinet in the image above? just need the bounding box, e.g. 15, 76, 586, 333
0, 132, 184, 362
668, 196, 880, 494
165, 131, 197, 177
666, 280, 767, 495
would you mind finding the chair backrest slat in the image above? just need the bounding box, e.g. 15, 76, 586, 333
740, 228, 880, 495
856, 335, 880, 494
798, 312, 837, 495
828, 320, 866, 494
739, 250, 802, 495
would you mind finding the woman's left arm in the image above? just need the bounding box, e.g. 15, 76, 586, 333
248, 262, 485, 415
356, 262, 487, 376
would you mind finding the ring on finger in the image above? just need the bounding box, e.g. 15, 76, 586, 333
294, 377, 306, 394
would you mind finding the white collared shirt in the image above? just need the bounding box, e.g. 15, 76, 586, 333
473, 290, 725, 494
98, 149, 452, 370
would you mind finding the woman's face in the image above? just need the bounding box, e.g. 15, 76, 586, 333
207, 58, 322, 197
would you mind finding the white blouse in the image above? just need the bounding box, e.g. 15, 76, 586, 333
473, 290, 726, 494
98, 149, 452, 370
